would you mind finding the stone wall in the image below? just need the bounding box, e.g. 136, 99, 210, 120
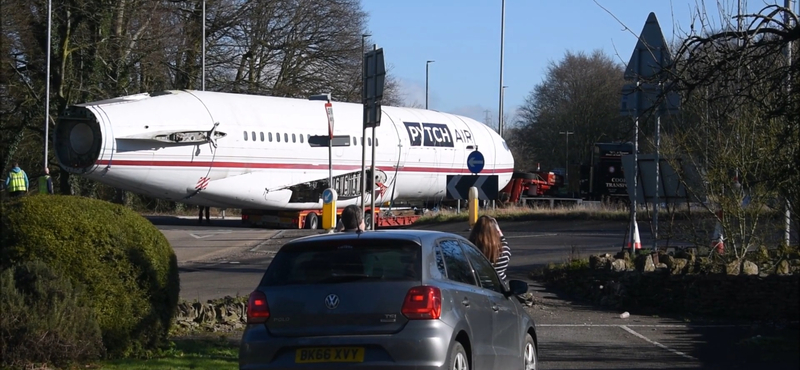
173, 296, 248, 333
542, 252, 800, 321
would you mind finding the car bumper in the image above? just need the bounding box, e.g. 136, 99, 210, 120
239, 320, 454, 370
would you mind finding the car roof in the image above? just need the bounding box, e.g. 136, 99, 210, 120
284, 229, 468, 247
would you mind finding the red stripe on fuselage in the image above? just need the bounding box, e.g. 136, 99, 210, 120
94, 159, 514, 174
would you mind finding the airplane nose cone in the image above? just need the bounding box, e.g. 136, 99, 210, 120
55, 106, 103, 174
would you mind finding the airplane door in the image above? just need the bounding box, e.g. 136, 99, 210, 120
377, 112, 406, 203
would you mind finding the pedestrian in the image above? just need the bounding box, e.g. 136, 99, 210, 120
38, 167, 54, 194
5, 162, 29, 198
468, 215, 511, 281
337, 204, 365, 232
198, 205, 210, 224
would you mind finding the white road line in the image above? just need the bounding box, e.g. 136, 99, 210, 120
621, 325, 698, 360
538, 324, 742, 328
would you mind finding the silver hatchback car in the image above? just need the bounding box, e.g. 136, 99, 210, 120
239, 229, 539, 370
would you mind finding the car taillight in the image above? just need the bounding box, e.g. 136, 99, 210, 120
401, 286, 441, 320
247, 290, 270, 324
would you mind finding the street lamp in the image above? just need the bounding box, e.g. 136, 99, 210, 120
559, 131, 574, 191
500, 85, 508, 133
426, 60, 435, 109
498, 0, 506, 137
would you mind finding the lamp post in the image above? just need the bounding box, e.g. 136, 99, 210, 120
360, 34, 371, 216
559, 131, 574, 190
498, 0, 506, 137
426, 60, 435, 109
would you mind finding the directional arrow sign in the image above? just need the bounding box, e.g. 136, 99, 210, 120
467, 151, 485, 174
446, 175, 499, 200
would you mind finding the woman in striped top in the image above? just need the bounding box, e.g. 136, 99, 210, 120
468, 216, 512, 281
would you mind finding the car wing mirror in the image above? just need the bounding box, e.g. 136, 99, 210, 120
506, 279, 529, 297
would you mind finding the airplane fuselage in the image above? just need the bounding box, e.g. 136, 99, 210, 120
55, 90, 514, 210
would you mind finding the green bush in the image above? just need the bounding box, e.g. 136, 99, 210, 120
0, 195, 180, 358
0, 260, 104, 368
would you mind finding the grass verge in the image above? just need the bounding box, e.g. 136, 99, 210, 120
413, 204, 630, 225
90, 335, 239, 370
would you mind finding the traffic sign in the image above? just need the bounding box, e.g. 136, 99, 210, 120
322, 188, 336, 204
363, 47, 386, 128
624, 12, 673, 81
446, 175, 498, 200
324, 102, 335, 138
466, 151, 485, 174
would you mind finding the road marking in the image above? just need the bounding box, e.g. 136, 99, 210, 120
189, 230, 233, 239
621, 325, 698, 360
249, 230, 285, 252
538, 324, 743, 328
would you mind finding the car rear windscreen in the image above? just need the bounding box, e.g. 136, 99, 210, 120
260, 239, 422, 286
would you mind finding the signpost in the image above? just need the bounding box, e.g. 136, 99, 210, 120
322, 188, 337, 230
324, 100, 335, 190
620, 12, 679, 250
362, 45, 386, 230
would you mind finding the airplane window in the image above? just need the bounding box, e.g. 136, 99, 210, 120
260, 132, 264, 142
353, 136, 357, 146
243, 131, 248, 141
284, 133, 288, 142
292, 134, 296, 143
368, 138, 372, 146
307, 134, 310, 142
376, 138, 379, 146
300, 134, 304, 143
251, 131, 256, 141
269, 132, 273, 142
277, 133, 281, 142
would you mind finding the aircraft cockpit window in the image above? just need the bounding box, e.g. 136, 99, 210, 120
269, 133, 273, 142
276, 133, 281, 142
284, 133, 288, 142
260, 132, 265, 142
251, 131, 256, 141
243, 131, 248, 141
292, 134, 296, 143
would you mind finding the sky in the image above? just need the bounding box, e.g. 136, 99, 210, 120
360, 0, 791, 126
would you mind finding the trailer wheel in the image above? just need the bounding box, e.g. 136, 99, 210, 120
364, 211, 373, 230
304, 213, 319, 229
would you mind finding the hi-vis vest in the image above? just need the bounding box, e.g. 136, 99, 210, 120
39, 175, 51, 194
8, 171, 26, 192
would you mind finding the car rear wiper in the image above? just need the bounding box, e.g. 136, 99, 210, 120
318, 273, 377, 283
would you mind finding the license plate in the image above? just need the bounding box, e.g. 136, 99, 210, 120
295, 347, 365, 363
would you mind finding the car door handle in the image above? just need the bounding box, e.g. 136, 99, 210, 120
462, 298, 470, 307
492, 304, 499, 312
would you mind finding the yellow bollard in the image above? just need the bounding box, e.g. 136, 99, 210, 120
322, 188, 338, 230
468, 186, 479, 229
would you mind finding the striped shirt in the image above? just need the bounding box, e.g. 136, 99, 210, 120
493, 236, 512, 281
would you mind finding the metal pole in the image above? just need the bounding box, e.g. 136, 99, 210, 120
360, 34, 370, 216
369, 44, 379, 230
653, 81, 661, 248
44, 0, 51, 170
426, 60, 434, 109
201, 0, 206, 91
559, 131, 573, 190
498, 0, 506, 137
784, 0, 794, 246
632, 80, 640, 253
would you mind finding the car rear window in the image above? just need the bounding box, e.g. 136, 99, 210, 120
260, 239, 422, 286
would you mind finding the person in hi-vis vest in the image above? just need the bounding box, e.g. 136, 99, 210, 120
39, 167, 54, 194
5, 162, 29, 197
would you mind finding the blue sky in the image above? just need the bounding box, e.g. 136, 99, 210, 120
361, 0, 786, 125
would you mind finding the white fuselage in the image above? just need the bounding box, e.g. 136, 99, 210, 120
55, 90, 514, 210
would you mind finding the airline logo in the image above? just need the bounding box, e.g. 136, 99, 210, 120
403, 122, 474, 147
